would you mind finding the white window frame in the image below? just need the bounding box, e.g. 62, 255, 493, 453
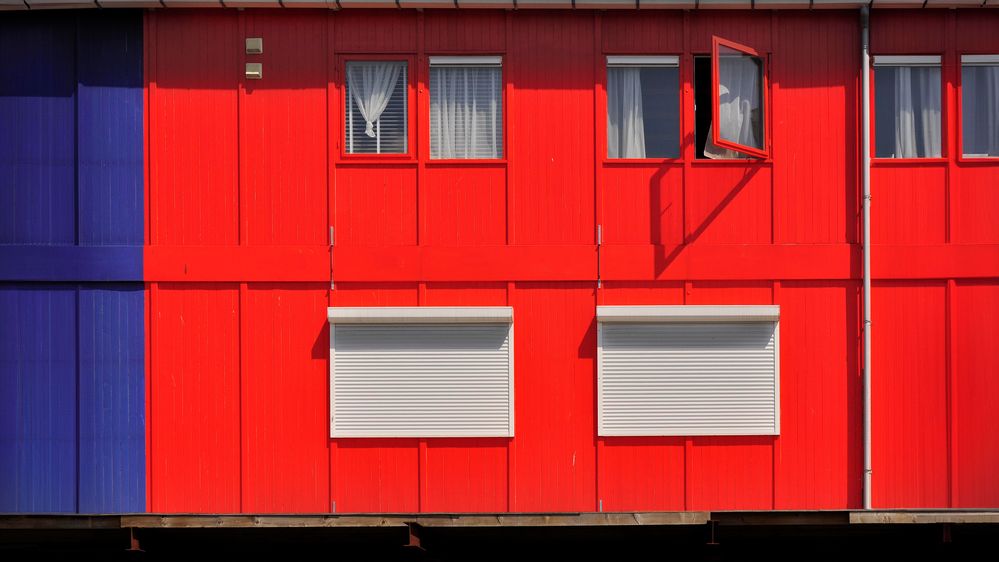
328, 306, 515, 438
596, 305, 780, 437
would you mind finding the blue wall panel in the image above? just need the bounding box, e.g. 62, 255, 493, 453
0, 14, 77, 245
0, 11, 146, 514
78, 13, 145, 247
78, 286, 145, 513
0, 285, 78, 513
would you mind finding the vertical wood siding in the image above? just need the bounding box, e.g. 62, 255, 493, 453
0, 11, 145, 514
143, 8, 999, 514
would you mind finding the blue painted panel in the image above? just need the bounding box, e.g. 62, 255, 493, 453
77, 12, 145, 247
0, 13, 77, 245
0, 246, 144, 282
78, 285, 145, 513
0, 285, 78, 513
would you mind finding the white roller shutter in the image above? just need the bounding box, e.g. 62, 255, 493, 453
597, 306, 779, 437
329, 307, 514, 438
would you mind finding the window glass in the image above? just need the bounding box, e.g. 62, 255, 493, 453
345, 61, 408, 155
962, 59, 999, 158
711, 45, 764, 156
430, 63, 503, 159
875, 64, 942, 158
606, 64, 679, 159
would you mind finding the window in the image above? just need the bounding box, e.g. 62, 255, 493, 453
606, 56, 680, 159
694, 37, 768, 159
961, 54, 999, 158
430, 56, 503, 159
328, 307, 514, 438
597, 305, 780, 436
874, 55, 942, 158
345, 61, 408, 154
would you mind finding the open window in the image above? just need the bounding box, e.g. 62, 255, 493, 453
696, 36, 768, 160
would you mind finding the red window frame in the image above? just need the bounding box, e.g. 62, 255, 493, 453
338, 54, 417, 161
711, 36, 770, 160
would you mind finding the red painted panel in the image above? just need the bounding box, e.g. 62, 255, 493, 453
510, 283, 596, 511
602, 166, 683, 245
423, 166, 507, 246
150, 11, 239, 246
953, 282, 999, 508
334, 166, 418, 246
870, 10, 946, 55
773, 12, 858, 244
684, 166, 772, 244
509, 13, 595, 245
601, 11, 683, 55
333, 9, 417, 54
953, 167, 999, 243
241, 12, 327, 246
329, 282, 419, 512
598, 282, 685, 512
774, 281, 862, 509
956, 10, 999, 52
872, 282, 948, 508
241, 284, 330, 512
685, 281, 774, 509
871, 166, 947, 244
150, 284, 240, 512
424, 10, 505, 54
422, 282, 509, 512
688, 11, 772, 54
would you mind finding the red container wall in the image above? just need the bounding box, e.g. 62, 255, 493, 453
145, 8, 999, 513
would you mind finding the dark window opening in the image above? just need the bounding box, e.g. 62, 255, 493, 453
694, 56, 713, 159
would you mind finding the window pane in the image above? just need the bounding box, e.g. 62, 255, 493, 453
429, 66, 503, 159
715, 46, 764, 151
345, 61, 407, 155
607, 66, 679, 158
962, 64, 999, 157
875, 65, 941, 158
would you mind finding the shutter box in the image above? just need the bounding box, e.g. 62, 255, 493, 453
328, 307, 514, 438
597, 305, 780, 437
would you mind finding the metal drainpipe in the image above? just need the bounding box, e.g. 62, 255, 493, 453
860, 5, 873, 511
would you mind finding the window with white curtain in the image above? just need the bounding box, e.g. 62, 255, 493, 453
961, 54, 999, 158
429, 56, 503, 159
345, 61, 408, 155
874, 55, 942, 158
606, 56, 680, 159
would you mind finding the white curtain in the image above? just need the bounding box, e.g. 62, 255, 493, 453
705, 55, 761, 159
347, 62, 404, 138
606, 67, 646, 159
962, 65, 999, 157
430, 66, 502, 159
891, 66, 941, 158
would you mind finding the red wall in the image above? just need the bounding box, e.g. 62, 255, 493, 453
144, 8, 999, 513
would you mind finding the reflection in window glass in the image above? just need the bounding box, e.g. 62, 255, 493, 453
607, 66, 679, 158
962, 62, 999, 157
875, 65, 941, 158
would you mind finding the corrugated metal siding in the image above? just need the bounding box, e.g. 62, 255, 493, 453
600, 322, 778, 436
142, 8, 999, 514
0, 11, 145, 514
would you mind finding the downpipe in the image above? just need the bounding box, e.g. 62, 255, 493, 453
860, 6, 873, 511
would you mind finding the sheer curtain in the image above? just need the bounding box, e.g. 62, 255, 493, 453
430, 66, 502, 159
891, 66, 941, 158
607, 67, 646, 159
962, 65, 999, 157
705, 54, 761, 159
346, 62, 404, 138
